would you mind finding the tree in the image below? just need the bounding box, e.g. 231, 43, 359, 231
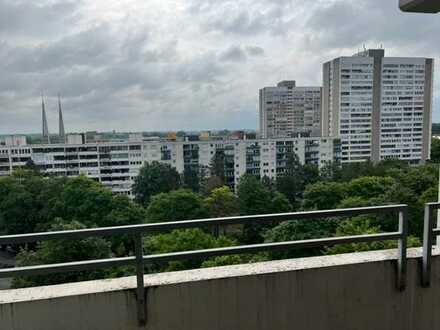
261, 175, 276, 195
263, 217, 339, 259
324, 216, 420, 255
303, 164, 320, 187
320, 161, 342, 182
146, 189, 208, 223
133, 161, 181, 206
236, 174, 273, 243
276, 153, 305, 204
237, 174, 272, 216
347, 176, 395, 199
0, 170, 66, 235
209, 150, 226, 183
24, 159, 41, 174
47, 175, 117, 228
303, 181, 348, 210
144, 229, 237, 272
183, 165, 200, 192
13, 220, 113, 288
204, 186, 240, 218
270, 192, 292, 213
201, 175, 224, 196
0, 173, 146, 260
431, 138, 440, 162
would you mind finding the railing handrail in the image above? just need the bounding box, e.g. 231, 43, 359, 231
422, 202, 440, 287
0, 204, 407, 245
0, 204, 409, 326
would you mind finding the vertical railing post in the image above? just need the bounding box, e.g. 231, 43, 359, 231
134, 233, 146, 327
422, 204, 434, 287
397, 206, 408, 291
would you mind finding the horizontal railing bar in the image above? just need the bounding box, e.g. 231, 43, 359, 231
0, 256, 135, 279
426, 202, 440, 208
143, 232, 402, 263
0, 205, 406, 245
432, 228, 440, 235
0, 232, 401, 279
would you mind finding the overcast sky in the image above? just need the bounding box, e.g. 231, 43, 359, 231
0, 0, 439, 134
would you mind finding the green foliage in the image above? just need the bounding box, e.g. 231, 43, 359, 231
236, 174, 274, 243
303, 181, 348, 210
204, 186, 239, 218
303, 164, 320, 187
201, 255, 250, 268
431, 138, 440, 162
209, 150, 226, 183
347, 176, 395, 199
133, 161, 181, 206
146, 189, 209, 223
324, 217, 420, 255
144, 229, 236, 271
319, 161, 343, 182
419, 185, 439, 205
237, 174, 272, 215
264, 217, 339, 259
183, 165, 200, 192
13, 220, 113, 288
270, 192, 292, 213
0, 171, 66, 234
201, 175, 224, 196
276, 153, 305, 203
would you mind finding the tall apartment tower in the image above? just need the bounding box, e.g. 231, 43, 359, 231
259, 80, 322, 138
322, 49, 433, 163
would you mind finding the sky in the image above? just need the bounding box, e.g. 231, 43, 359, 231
0, 0, 439, 134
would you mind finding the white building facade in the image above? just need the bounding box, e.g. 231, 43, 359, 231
260, 81, 322, 139
322, 49, 434, 164
0, 137, 340, 197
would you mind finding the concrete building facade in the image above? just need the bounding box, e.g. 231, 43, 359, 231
322, 49, 433, 164
260, 81, 322, 139
0, 137, 340, 197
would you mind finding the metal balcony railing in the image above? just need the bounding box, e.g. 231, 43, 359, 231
422, 202, 440, 287
0, 204, 409, 326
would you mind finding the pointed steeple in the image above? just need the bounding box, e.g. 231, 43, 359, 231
42, 95, 50, 144
58, 94, 65, 143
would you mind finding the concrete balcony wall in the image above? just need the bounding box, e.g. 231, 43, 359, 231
2, 248, 440, 330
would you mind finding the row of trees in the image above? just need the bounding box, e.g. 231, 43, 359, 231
1, 152, 438, 287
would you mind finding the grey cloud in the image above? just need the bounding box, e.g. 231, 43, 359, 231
218, 46, 247, 62
245, 46, 265, 56
2, 25, 113, 74
0, 0, 439, 134
305, 0, 440, 52
191, 0, 294, 36
0, 0, 81, 38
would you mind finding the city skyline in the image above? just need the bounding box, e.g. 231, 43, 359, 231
1, 0, 439, 134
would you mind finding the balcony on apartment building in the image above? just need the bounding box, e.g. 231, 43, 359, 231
1, 203, 440, 330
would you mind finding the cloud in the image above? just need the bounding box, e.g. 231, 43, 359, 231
0, 0, 81, 39
245, 46, 265, 57
0, 0, 439, 134
218, 45, 247, 62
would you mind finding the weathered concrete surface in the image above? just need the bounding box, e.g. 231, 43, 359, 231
1, 248, 440, 330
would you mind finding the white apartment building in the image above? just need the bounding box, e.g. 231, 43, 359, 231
0, 137, 340, 197
322, 49, 433, 163
259, 81, 322, 139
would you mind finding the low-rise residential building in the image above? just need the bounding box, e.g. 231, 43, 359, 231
0, 137, 340, 197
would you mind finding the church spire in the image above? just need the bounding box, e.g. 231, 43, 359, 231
58, 94, 65, 142
42, 95, 50, 144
